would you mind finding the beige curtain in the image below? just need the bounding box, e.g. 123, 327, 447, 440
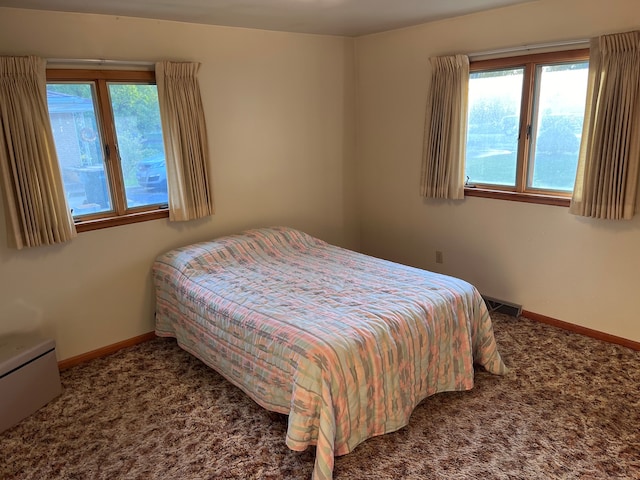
155, 61, 214, 221
570, 31, 640, 220
0, 56, 76, 249
420, 54, 469, 200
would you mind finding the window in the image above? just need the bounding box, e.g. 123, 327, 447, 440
464, 49, 589, 205
46, 69, 169, 231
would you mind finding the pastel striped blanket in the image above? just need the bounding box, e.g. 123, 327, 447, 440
153, 227, 507, 479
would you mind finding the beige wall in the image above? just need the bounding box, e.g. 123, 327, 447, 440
355, 0, 640, 342
0, 8, 358, 360
2, 0, 640, 362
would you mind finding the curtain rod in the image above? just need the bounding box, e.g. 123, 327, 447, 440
468, 38, 590, 60
47, 58, 155, 68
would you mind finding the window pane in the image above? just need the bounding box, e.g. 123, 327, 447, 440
528, 62, 589, 191
466, 68, 523, 187
108, 83, 168, 209
47, 83, 112, 217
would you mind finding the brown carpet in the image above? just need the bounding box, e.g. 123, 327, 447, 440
2, 313, 639, 479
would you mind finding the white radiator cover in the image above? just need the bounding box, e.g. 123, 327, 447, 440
0, 335, 62, 433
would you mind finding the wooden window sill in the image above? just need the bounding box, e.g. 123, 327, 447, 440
464, 186, 570, 207
75, 209, 169, 233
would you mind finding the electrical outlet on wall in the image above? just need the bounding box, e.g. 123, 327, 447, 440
435, 250, 443, 264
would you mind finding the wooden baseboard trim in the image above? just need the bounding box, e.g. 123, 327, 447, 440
522, 310, 640, 351
58, 331, 157, 370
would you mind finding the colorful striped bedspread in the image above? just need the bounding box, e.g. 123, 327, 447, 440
153, 227, 507, 480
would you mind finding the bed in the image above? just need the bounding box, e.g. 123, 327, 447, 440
152, 227, 507, 480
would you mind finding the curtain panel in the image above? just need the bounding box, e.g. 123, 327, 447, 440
155, 61, 214, 222
570, 31, 640, 220
0, 56, 76, 249
420, 54, 469, 200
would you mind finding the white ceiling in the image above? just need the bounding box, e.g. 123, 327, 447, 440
0, 0, 534, 37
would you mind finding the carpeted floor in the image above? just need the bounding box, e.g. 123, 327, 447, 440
2, 313, 639, 479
